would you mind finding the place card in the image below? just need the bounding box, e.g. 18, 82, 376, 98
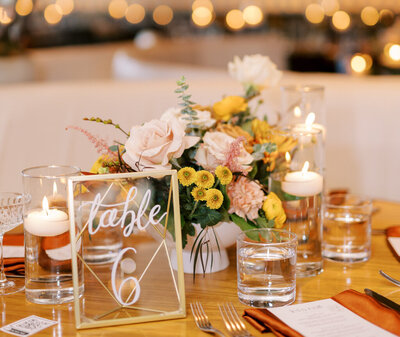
1, 315, 56, 336
268, 298, 395, 337
388, 237, 400, 259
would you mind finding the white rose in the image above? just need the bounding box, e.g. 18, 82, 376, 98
123, 117, 199, 170
194, 131, 253, 172
228, 54, 282, 91
161, 107, 215, 129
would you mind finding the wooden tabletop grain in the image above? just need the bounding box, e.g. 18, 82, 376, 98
1, 199, 399, 337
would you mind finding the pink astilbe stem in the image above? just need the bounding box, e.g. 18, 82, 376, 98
66, 125, 115, 157
223, 136, 248, 175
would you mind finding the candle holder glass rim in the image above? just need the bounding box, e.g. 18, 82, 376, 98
324, 193, 373, 210
280, 84, 325, 93
238, 228, 297, 246
284, 125, 324, 136
21, 165, 81, 179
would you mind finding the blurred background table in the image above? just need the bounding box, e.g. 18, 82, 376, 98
1, 199, 399, 337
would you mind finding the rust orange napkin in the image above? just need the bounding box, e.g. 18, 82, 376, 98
386, 226, 400, 262
3, 234, 24, 275
243, 289, 400, 336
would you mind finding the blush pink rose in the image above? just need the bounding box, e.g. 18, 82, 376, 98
227, 176, 266, 220
123, 117, 199, 170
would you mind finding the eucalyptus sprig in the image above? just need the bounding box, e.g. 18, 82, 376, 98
83, 117, 130, 138
175, 76, 198, 134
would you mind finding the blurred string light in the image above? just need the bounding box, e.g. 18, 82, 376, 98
192, 5, 213, 27
44, 3, 63, 24
350, 53, 372, 74
192, 0, 213, 12
321, 0, 339, 17
379, 9, 394, 26
385, 43, 400, 61
15, 0, 33, 16
125, 3, 145, 24
305, 3, 324, 24
361, 6, 379, 26
56, 0, 74, 16
153, 5, 173, 25
108, 0, 127, 19
0, 7, 12, 24
332, 10, 350, 31
226, 9, 244, 30
242, 5, 263, 26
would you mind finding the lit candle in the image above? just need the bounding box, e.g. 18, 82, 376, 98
292, 112, 326, 141
48, 182, 67, 208
281, 161, 323, 197
25, 196, 70, 237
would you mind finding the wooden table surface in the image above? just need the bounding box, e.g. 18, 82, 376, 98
1, 199, 400, 337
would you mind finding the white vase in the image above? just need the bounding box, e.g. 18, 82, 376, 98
171, 221, 242, 274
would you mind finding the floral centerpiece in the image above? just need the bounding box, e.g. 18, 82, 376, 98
69, 54, 296, 274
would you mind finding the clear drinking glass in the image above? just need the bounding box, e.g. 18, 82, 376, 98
237, 228, 297, 308
280, 85, 325, 129
0, 192, 30, 295
22, 165, 84, 304
322, 194, 372, 263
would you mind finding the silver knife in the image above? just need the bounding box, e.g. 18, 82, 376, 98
364, 288, 400, 313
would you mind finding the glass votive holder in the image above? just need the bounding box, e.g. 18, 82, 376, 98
22, 165, 84, 304
237, 228, 297, 308
322, 194, 372, 263
280, 85, 325, 130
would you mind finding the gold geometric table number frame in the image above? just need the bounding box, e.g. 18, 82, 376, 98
67, 170, 186, 329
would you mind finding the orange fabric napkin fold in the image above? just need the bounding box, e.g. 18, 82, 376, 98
243, 289, 400, 337
3, 234, 24, 275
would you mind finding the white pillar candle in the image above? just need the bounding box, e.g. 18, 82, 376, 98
281, 162, 323, 197
24, 197, 70, 237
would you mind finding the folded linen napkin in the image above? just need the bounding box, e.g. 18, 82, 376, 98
387, 226, 400, 262
3, 234, 24, 275
243, 289, 400, 336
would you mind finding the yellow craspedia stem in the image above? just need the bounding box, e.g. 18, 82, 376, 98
263, 192, 285, 220
178, 167, 196, 186
206, 189, 224, 209
195, 170, 215, 189
213, 96, 248, 121
215, 165, 233, 185
191, 187, 207, 201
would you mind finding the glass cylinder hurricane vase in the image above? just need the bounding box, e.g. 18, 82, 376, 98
22, 165, 84, 304
269, 127, 325, 277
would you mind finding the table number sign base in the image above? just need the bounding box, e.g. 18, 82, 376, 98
67, 170, 186, 329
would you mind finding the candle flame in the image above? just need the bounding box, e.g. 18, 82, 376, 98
301, 161, 310, 174
294, 106, 301, 117
53, 181, 57, 196
305, 112, 315, 129
42, 196, 49, 216
285, 152, 291, 162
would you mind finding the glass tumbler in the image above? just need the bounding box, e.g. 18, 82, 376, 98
237, 229, 297, 308
22, 165, 83, 304
322, 194, 372, 263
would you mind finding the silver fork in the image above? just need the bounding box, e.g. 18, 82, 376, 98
190, 302, 226, 337
380, 270, 400, 287
218, 302, 254, 337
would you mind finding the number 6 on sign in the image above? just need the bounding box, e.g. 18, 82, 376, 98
111, 247, 141, 306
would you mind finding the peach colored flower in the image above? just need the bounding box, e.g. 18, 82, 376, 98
227, 176, 266, 220
123, 117, 199, 170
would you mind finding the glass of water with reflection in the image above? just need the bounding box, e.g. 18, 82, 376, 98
237, 228, 297, 308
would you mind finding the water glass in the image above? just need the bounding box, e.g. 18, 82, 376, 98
322, 194, 372, 263
22, 165, 84, 304
237, 228, 297, 308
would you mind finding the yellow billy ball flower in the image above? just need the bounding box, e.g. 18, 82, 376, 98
206, 189, 224, 210
191, 187, 207, 201
215, 165, 233, 185
195, 170, 215, 189
213, 96, 248, 121
177, 167, 196, 186
262, 192, 284, 220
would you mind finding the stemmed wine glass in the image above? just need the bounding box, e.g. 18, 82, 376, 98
0, 192, 30, 295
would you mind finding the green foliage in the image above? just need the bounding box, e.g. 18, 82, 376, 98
175, 76, 199, 133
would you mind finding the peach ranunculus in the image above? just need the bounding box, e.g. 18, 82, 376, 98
194, 131, 253, 172
212, 96, 248, 121
123, 117, 199, 170
227, 176, 266, 220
